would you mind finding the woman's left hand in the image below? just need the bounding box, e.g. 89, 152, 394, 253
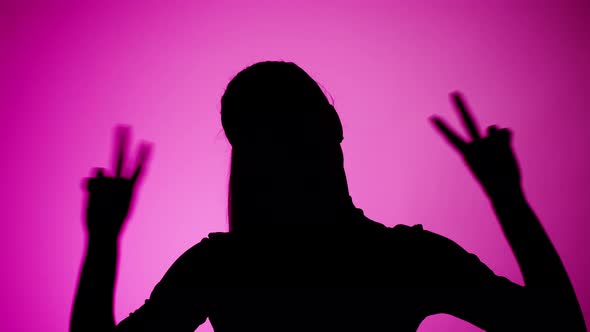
430, 92, 522, 200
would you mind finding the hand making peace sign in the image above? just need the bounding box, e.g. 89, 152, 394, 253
431, 92, 522, 200
83, 126, 152, 239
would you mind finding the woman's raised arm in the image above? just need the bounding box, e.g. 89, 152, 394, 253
430, 92, 586, 331
71, 126, 151, 332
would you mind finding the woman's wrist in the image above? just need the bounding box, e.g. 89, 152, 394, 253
88, 231, 120, 249
488, 185, 526, 208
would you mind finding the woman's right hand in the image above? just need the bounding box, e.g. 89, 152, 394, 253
83, 126, 151, 239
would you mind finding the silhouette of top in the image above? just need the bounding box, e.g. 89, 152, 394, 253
116, 206, 522, 332
71, 61, 586, 332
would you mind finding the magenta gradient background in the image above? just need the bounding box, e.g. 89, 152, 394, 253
2, 1, 589, 331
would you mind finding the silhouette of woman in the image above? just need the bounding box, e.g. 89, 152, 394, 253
71, 61, 586, 332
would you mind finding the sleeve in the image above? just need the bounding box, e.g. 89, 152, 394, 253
114, 236, 217, 332
401, 224, 541, 332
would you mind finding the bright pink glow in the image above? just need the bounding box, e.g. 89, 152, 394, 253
2, 1, 589, 331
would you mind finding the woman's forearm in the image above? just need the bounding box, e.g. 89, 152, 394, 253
491, 190, 565, 286
71, 235, 118, 332
490, 190, 586, 330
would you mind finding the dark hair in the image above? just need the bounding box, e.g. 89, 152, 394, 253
221, 61, 344, 232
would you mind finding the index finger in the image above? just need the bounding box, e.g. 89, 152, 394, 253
451, 91, 481, 140
430, 115, 467, 152
131, 141, 152, 184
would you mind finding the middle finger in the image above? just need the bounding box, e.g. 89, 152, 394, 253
451, 92, 481, 141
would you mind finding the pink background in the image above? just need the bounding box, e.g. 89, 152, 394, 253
2, 0, 589, 331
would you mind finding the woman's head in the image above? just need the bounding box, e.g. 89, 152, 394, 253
221, 61, 342, 150
221, 61, 350, 233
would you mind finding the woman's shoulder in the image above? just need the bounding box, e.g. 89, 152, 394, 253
167, 232, 233, 267
378, 222, 467, 253
358, 219, 476, 260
